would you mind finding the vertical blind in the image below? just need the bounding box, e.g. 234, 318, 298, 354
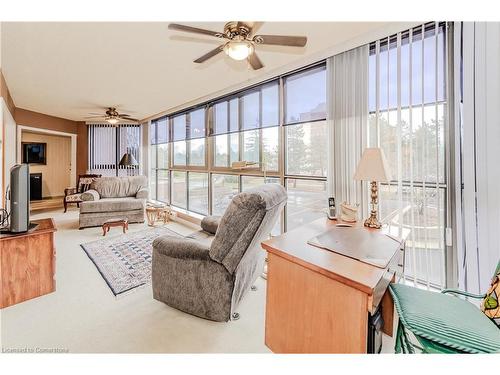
88, 124, 141, 177
368, 22, 448, 289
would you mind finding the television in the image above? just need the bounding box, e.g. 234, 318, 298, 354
9, 164, 30, 233
22, 142, 46, 164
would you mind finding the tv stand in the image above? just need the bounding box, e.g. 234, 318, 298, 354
0, 218, 56, 308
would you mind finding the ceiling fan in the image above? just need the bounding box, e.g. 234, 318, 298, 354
168, 22, 307, 70
84, 107, 140, 125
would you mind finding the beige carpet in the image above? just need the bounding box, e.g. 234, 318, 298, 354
0, 208, 270, 353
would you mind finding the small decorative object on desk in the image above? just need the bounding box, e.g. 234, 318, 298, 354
339, 202, 359, 223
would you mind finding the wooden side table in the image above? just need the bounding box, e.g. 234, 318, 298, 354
102, 218, 128, 236
146, 205, 171, 226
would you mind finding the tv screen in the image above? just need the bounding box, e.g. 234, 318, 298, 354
22, 143, 47, 164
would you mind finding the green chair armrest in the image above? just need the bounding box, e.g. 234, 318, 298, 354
441, 289, 486, 299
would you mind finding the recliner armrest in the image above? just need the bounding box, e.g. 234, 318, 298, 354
81, 189, 100, 201
153, 235, 211, 260
201, 215, 221, 234
136, 188, 149, 199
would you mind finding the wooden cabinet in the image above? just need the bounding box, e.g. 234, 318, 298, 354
0, 218, 57, 308
261, 218, 407, 353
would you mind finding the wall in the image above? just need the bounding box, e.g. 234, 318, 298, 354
1, 98, 17, 208
76, 121, 87, 176
21, 131, 72, 198
14, 108, 88, 176
15, 108, 78, 134
0, 70, 15, 116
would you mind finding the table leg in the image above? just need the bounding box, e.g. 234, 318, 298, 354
102, 225, 107, 236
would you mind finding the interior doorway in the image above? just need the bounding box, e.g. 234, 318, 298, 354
17, 126, 76, 209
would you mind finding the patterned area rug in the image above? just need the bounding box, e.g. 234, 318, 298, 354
80, 227, 182, 296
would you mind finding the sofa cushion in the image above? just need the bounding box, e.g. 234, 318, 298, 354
80, 197, 145, 213
91, 176, 147, 198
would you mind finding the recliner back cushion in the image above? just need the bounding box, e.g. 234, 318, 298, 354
91, 176, 147, 198
209, 184, 287, 273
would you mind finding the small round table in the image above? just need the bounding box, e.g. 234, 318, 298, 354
145, 205, 171, 226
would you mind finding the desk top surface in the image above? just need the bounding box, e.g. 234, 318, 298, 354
0, 218, 56, 240
261, 218, 409, 295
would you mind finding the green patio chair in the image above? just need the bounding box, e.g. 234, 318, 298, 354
389, 261, 500, 354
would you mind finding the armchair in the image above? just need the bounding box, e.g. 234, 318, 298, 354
152, 184, 287, 322
63, 174, 101, 212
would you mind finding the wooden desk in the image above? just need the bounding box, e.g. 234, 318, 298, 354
0, 218, 57, 308
261, 218, 407, 353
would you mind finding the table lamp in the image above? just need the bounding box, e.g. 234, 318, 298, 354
119, 152, 138, 167
353, 148, 392, 229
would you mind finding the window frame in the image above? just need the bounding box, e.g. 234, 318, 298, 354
149, 62, 328, 233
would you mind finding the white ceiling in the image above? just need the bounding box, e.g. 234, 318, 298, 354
2, 22, 393, 121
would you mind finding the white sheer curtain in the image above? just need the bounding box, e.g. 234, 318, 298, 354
455, 22, 500, 293
368, 23, 448, 289
327, 44, 369, 215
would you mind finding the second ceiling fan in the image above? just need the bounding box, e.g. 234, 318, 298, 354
168, 22, 307, 70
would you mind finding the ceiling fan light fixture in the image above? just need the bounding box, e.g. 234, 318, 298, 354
224, 40, 254, 61
106, 116, 119, 125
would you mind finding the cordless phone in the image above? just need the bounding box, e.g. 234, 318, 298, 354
327, 197, 336, 220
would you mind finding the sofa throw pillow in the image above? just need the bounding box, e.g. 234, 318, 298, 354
482, 269, 500, 328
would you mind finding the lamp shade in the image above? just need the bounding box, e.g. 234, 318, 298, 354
119, 152, 138, 167
353, 148, 392, 182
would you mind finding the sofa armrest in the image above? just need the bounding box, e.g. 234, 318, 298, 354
81, 189, 100, 201
201, 215, 221, 234
153, 235, 211, 260
136, 188, 149, 199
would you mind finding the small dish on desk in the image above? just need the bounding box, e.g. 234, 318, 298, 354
335, 223, 353, 228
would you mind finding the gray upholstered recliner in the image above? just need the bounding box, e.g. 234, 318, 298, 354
152, 184, 287, 322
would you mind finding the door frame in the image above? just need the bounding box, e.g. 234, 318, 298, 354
17, 125, 77, 188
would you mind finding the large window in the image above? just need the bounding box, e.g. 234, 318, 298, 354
150, 117, 168, 201
88, 123, 141, 177
188, 172, 208, 215
284, 66, 327, 124
211, 174, 239, 216
149, 65, 327, 233
283, 65, 327, 230
368, 22, 448, 288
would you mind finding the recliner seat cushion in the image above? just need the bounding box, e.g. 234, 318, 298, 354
80, 197, 145, 213
91, 176, 147, 198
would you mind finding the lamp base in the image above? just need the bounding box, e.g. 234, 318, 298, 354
364, 212, 382, 229
364, 181, 382, 229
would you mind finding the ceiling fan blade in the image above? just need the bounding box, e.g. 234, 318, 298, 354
194, 45, 224, 63
253, 34, 307, 47
119, 116, 140, 122
247, 52, 264, 70
84, 115, 105, 119
168, 23, 225, 39
248, 22, 264, 37
87, 112, 104, 116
